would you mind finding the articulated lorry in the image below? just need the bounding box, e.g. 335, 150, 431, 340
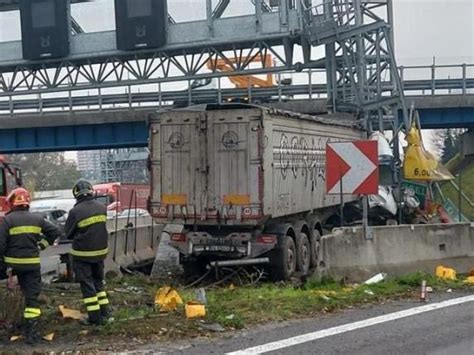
148, 105, 364, 280
93, 182, 150, 214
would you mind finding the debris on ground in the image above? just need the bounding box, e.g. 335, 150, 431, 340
364, 273, 387, 285
435, 265, 456, 280
10, 335, 24, 342
464, 276, 474, 284
185, 301, 206, 319
199, 322, 225, 332
59, 305, 84, 320
194, 288, 207, 305
155, 286, 183, 312
426, 286, 433, 292
43, 332, 55, 342
364, 289, 375, 296
114, 286, 145, 294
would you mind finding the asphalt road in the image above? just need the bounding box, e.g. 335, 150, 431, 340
151, 291, 474, 355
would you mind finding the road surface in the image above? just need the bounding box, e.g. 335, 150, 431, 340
149, 291, 474, 354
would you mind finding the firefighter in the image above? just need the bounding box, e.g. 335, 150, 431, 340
0, 188, 62, 344
65, 179, 111, 325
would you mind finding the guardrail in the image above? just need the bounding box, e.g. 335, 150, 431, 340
399, 63, 474, 96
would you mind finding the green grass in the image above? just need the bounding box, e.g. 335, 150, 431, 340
1, 273, 472, 350
201, 272, 469, 329
445, 153, 463, 172
440, 155, 474, 220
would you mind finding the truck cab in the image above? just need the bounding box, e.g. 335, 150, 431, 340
93, 182, 150, 216
93, 182, 120, 214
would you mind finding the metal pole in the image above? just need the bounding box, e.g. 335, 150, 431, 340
206, 0, 214, 37
340, 166, 344, 227
392, 104, 403, 225
134, 190, 138, 253
458, 173, 462, 222
363, 196, 370, 239
218, 77, 222, 103
255, 0, 263, 33
462, 64, 467, 95
158, 82, 162, 107
431, 57, 436, 96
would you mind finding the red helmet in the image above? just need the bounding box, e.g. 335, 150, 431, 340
7, 188, 31, 208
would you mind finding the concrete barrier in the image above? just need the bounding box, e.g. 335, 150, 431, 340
150, 224, 181, 278
106, 216, 152, 232
105, 224, 161, 275
320, 223, 474, 282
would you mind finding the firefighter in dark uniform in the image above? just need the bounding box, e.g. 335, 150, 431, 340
65, 179, 111, 325
0, 188, 62, 344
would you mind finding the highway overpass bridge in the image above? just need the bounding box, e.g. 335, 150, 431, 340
0, 91, 473, 153
0, 1, 473, 153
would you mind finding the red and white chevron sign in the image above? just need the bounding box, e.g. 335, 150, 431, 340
326, 141, 378, 195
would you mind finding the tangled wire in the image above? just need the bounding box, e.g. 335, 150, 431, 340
184, 265, 266, 290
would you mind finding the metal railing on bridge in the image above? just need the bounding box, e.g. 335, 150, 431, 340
0, 62, 473, 116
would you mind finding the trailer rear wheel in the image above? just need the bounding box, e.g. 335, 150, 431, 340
270, 235, 296, 281
296, 232, 311, 275
309, 229, 321, 269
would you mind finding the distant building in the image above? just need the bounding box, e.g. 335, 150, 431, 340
77, 149, 148, 183
77, 150, 102, 182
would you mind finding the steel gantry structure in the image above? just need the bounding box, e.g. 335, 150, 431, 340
0, 0, 408, 132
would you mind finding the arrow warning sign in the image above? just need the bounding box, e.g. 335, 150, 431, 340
326, 141, 378, 195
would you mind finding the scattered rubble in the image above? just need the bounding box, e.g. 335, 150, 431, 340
59, 305, 84, 320
155, 286, 183, 312
364, 273, 387, 285
435, 265, 456, 280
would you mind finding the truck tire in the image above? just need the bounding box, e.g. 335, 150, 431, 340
295, 232, 311, 275
269, 235, 297, 281
309, 229, 321, 269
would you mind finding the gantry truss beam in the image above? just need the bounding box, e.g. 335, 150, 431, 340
0, 0, 408, 131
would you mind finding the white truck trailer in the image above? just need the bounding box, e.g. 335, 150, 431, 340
148, 104, 364, 280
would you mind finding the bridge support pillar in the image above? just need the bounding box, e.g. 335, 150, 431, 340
461, 129, 474, 157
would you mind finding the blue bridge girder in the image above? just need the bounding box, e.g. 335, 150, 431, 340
1, 92, 474, 153
0, 121, 148, 153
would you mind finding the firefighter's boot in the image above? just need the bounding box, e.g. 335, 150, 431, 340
100, 305, 114, 324
25, 319, 41, 345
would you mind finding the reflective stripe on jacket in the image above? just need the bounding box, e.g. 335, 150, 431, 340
65, 197, 108, 262
0, 209, 62, 270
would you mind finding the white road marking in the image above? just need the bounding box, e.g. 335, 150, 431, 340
227, 295, 474, 355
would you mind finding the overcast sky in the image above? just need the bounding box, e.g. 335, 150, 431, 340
0, 0, 472, 158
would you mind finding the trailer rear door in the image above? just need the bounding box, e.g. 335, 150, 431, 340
149, 108, 262, 224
